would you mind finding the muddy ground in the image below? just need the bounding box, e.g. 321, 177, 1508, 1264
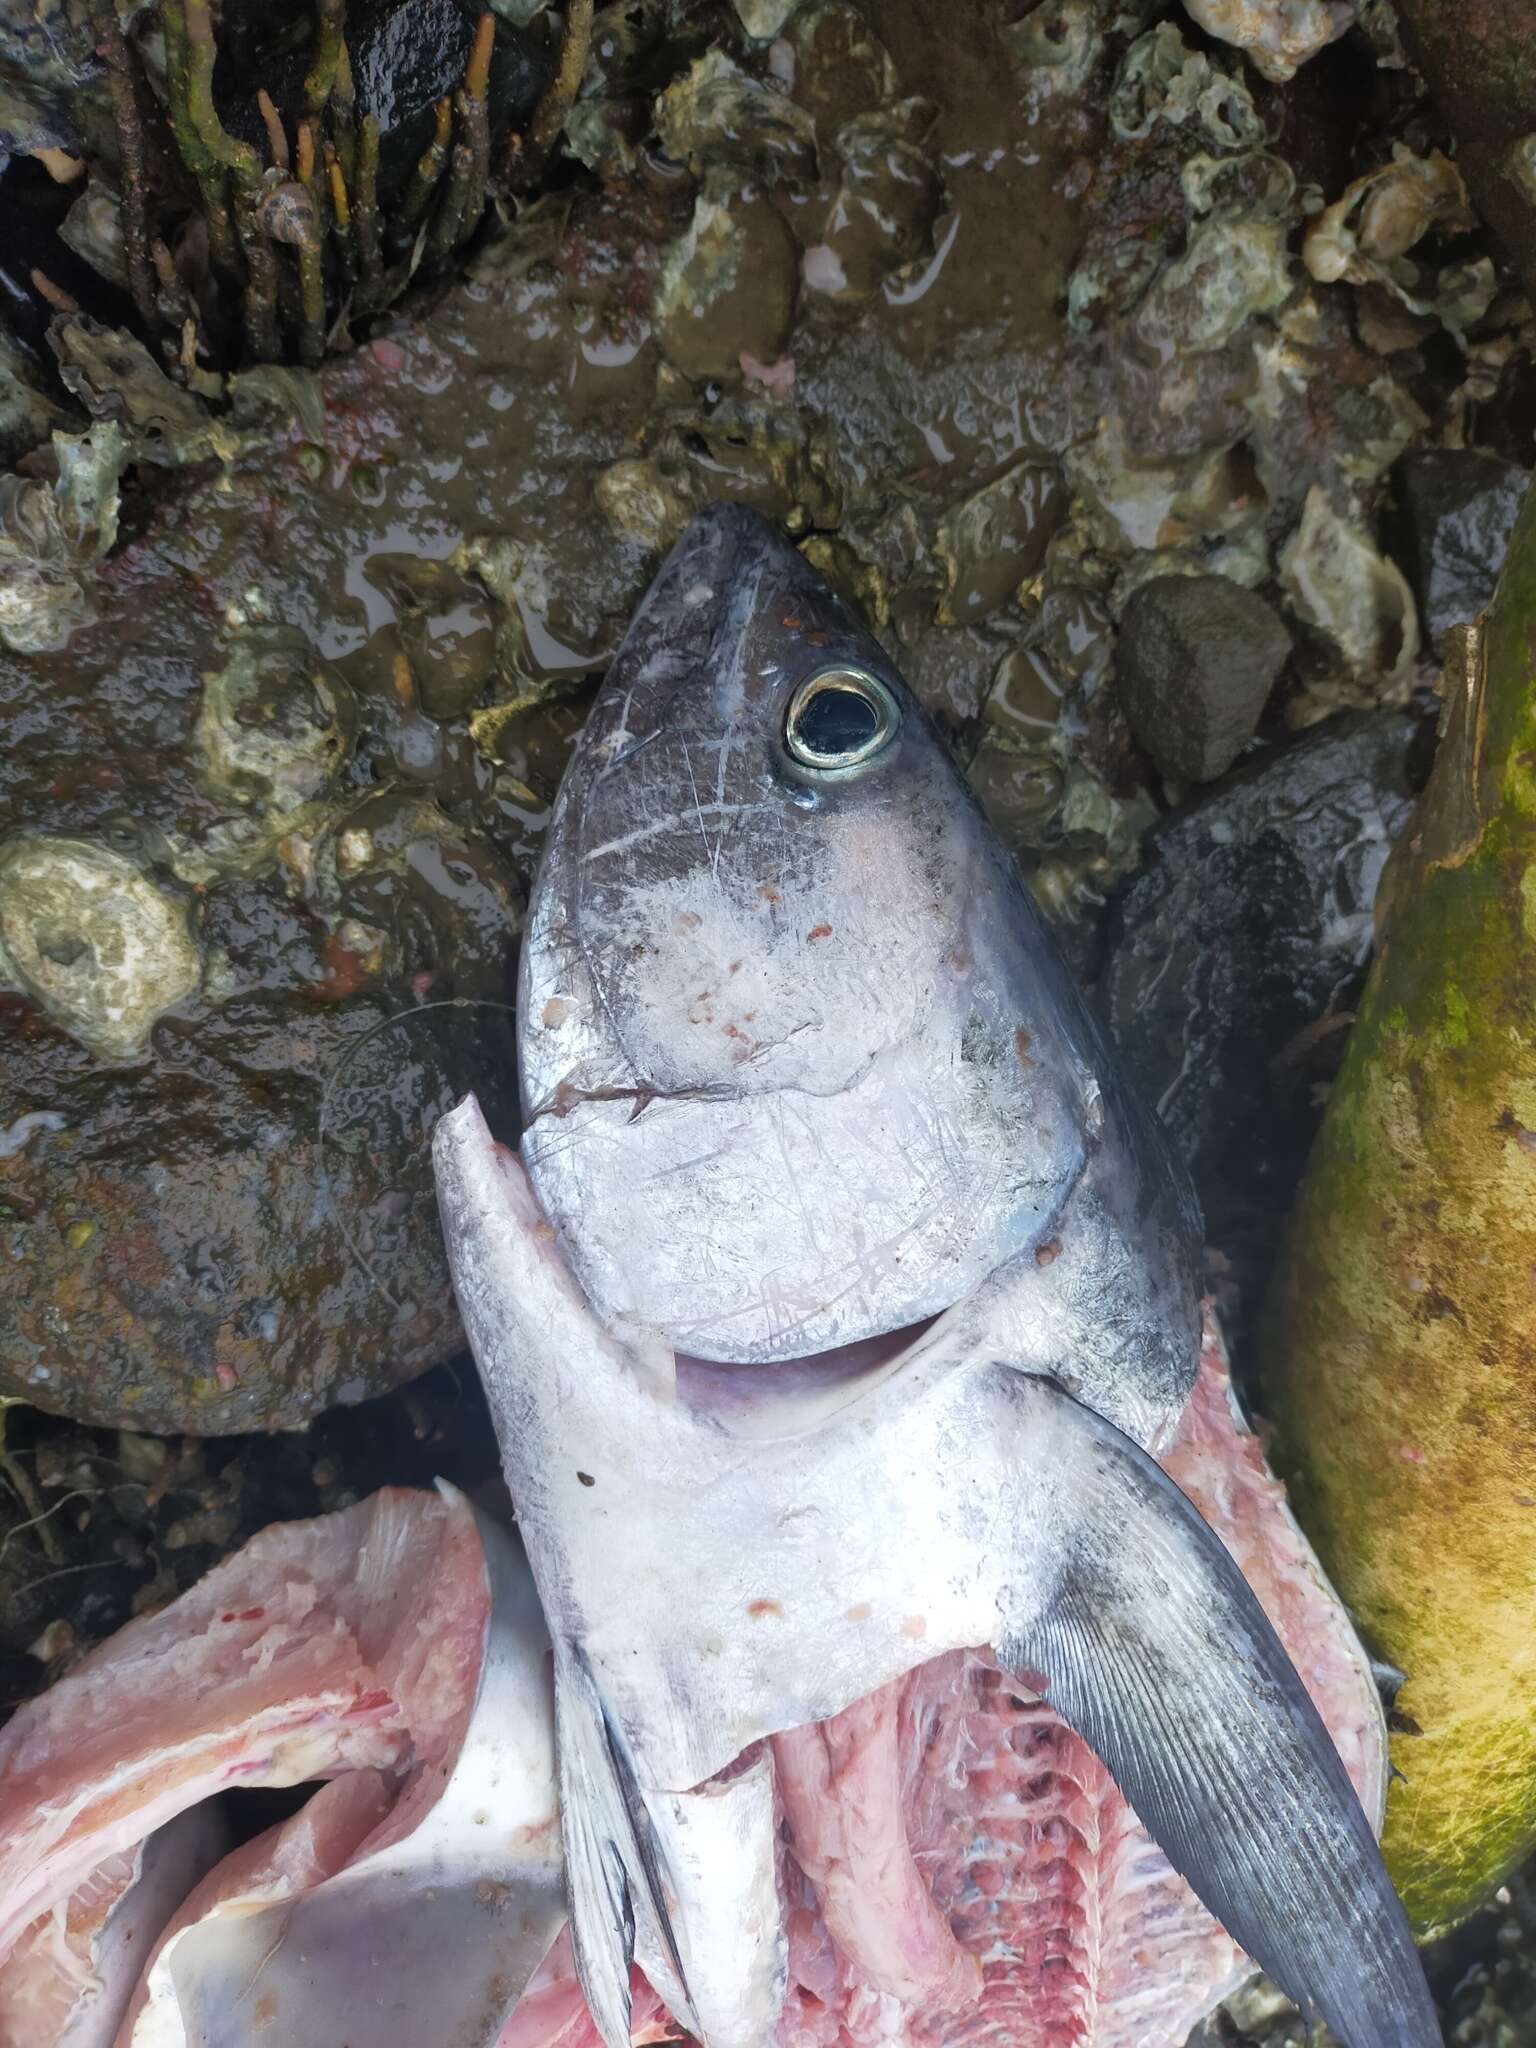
1, 0, 1534, 2035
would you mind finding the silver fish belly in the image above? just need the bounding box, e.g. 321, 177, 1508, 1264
434, 503, 1437, 2048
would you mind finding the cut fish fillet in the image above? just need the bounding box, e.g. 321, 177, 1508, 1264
0, 1486, 490, 2048
0, 1484, 486, 1974
0, 1810, 228, 2048
116, 1771, 394, 2047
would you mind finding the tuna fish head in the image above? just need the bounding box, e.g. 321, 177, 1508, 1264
519, 502, 1200, 1442
434, 505, 1436, 2048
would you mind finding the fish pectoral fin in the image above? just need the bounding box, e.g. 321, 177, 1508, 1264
556, 1645, 699, 2048
999, 1376, 1438, 2048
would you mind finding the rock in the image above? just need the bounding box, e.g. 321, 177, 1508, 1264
1390, 448, 1530, 647
654, 174, 800, 382
1100, 710, 1424, 1318
1115, 574, 1291, 783
1261, 484, 1536, 1930
935, 460, 1067, 625
0, 206, 675, 1434
0, 852, 523, 1433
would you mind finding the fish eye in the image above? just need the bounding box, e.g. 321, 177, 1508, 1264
782, 668, 900, 772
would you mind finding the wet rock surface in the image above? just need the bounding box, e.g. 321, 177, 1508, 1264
1, 988, 519, 1433
1100, 708, 1429, 1335
1390, 447, 1530, 647
1116, 573, 1292, 784
0, 1358, 502, 1714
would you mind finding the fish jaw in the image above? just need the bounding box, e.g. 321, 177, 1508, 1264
434, 1092, 1438, 2048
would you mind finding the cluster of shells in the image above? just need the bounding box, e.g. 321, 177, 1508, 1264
601, 3, 1529, 911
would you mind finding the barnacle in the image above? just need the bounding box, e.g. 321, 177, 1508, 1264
1303, 146, 1494, 336
1278, 485, 1419, 690
1109, 23, 1267, 151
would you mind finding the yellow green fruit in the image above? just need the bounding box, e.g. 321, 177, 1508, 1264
1264, 476, 1536, 1934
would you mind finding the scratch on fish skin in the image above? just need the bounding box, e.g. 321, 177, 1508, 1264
712, 559, 767, 724
774, 1092, 821, 1258
582, 800, 778, 866
605, 727, 664, 772
672, 1200, 948, 1351
650, 1141, 746, 1179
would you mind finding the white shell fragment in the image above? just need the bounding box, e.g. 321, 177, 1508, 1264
0, 836, 201, 1061
1183, 0, 1355, 84
1279, 486, 1420, 682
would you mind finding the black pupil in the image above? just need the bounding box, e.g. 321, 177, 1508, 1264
795, 684, 880, 757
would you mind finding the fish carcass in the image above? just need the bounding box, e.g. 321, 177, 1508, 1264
434, 503, 1438, 2048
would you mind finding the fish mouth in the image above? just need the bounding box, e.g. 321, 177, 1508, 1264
672, 1318, 943, 1436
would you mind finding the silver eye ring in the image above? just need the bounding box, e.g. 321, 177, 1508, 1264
783, 667, 900, 772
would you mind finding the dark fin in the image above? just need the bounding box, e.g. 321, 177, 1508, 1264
1001, 1379, 1439, 2048
556, 1646, 698, 2048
